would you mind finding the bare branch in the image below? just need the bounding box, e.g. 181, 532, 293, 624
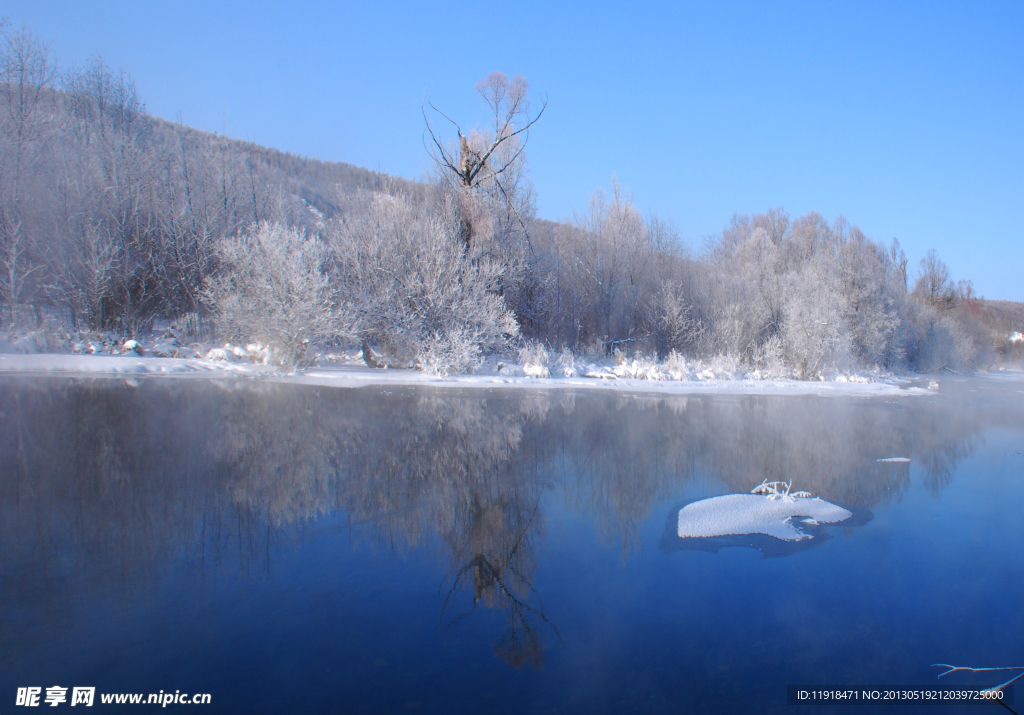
472, 99, 546, 184
933, 664, 1024, 698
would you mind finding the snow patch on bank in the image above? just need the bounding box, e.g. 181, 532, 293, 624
677, 494, 853, 541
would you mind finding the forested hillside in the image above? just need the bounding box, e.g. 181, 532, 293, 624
0, 22, 1015, 374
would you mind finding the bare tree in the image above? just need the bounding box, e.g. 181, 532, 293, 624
889, 238, 908, 291
0, 21, 57, 198
0, 216, 38, 324
424, 72, 545, 256
914, 249, 955, 309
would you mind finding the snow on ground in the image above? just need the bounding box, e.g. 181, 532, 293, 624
292, 364, 927, 396
677, 494, 853, 541
0, 326, 938, 396
0, 350, 935, 397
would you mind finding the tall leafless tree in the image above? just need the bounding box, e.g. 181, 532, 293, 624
424, 72, 545, 256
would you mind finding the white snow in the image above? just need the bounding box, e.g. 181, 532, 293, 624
291, 366, 930, 396
522, 363, 550, 378
0, 352, 938, 397
677, 493, 853, 541
120, 339, 143, 355
0, 322, 943, 396
877, 457, 911, 463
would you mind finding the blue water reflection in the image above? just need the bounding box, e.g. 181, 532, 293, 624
1, 377, 1021, 713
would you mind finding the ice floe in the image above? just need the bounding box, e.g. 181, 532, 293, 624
677, 489, 853, 542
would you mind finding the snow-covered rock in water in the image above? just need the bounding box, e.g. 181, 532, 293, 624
677, 493, 852, 542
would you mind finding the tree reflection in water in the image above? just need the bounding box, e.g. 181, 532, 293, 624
440, 496, 560, 669
1, 377, 1018, 669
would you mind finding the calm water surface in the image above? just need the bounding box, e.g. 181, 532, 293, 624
1, 376, 1022, 713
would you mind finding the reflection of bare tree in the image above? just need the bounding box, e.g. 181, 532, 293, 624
207, 385, 562, 667
334, 392, 559, 668
440, 497, 559, 669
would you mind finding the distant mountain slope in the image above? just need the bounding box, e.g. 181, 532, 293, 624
976, 299, 1024, 334
147, 116, 429, 217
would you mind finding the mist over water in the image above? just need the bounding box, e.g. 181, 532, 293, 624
1, 377, 1022, 713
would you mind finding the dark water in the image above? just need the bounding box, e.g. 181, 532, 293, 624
1, 376, 1023, 713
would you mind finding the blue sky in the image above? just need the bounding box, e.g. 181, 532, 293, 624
7, 1, 1023, 299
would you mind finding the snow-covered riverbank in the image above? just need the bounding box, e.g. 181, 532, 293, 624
0, 351, 937, 397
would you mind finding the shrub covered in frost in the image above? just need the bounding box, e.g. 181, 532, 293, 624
331, 192, 518, 375
517, 340, 551, 378
553, 348, 576, 377
205, 222, 353, 370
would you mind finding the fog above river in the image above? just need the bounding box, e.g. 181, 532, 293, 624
2, 378, 1012, 578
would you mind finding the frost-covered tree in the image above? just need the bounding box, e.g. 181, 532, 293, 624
331, 191, 518, 375
701, 209, 917, 376
782, 262, 847, 378
206, 222, 350, 370
423, 72, 547, 340
0, 21, 56, 324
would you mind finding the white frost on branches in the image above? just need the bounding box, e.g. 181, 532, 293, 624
330, 192, 518, 375
206, 222, 353, 371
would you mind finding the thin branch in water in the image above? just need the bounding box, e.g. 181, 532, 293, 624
933, 664, 1024, 701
